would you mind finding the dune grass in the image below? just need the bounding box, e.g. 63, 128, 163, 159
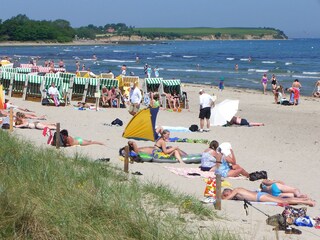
0, 130, 237, 239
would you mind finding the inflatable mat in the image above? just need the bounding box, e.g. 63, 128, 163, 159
152, 153, 202, 164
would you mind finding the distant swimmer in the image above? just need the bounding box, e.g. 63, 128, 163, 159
196, 64, 200, 70
136, 55, 140, 63
92, 54, 97, 60
248, 56, 252, 62
235, 64, 239, 71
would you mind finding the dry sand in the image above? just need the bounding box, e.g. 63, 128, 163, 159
5, 84, 320, 239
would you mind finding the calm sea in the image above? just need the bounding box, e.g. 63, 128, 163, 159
1, 39, 320, 96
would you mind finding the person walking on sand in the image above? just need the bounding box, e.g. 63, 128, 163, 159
261, 73, 268, 94
198, 89, 215, 132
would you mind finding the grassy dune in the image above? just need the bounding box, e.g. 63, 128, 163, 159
0, 131, 236, 239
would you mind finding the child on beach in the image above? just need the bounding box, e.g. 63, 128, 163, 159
218, 77, 225, 91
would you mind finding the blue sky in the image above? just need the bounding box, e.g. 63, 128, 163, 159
1, 0, 320, 38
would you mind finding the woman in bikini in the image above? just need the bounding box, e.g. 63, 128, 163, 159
260, 179, 308, 198
222, 188, 315, 207
14, 113, 56, 130
60, 130, 105, 146
153, 129, 186, 163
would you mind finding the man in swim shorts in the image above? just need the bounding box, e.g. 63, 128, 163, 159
222, 188, 315, 207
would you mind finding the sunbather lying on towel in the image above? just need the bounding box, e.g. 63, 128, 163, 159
260, 179, 308, 198
222, 187, 315, 207
60, 129, 105, 146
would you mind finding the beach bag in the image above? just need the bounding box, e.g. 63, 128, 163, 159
42, 98, 50, 106
282, 206, 307, 225
111, 118, 123, 126
51, 131, 66, 147
189, 124, 199, 132
249, 170, 268, 181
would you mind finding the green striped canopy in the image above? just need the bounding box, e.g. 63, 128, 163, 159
14, 73, 27, 82
1, 72, 12, 80
28, 75, 44, 83
146, 78, 163, 84
162, 79, 181, 86
100, 78, 118, 89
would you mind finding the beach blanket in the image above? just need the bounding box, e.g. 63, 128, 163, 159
164, 166, 215, 178
160, 126, 191, 133
169, 137, 210, 144
74, 107, 106, 111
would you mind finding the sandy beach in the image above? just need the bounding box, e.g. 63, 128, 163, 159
5, 84, 320, 239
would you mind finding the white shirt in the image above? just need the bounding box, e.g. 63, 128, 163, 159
129, 87, 142, 104
199, 93, 214, 108
48, 86, 59, 96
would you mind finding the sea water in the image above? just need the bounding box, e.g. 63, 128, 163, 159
1, 39, 320, 96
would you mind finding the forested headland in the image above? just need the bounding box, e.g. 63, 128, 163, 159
0, 14, 287, 44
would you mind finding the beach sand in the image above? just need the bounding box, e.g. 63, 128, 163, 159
5, 84, 320, 239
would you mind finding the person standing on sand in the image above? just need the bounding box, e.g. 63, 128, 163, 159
128, 83, 142, 116
198, 89, 215, 132
261, 73, 268, 94
313, 80, 320, 97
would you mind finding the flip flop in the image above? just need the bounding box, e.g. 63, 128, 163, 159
96, 158, 110, 162
132, 171, 143, 176
187, 173, 201, 176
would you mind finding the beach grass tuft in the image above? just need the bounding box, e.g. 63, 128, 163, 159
0, 130, 237, 239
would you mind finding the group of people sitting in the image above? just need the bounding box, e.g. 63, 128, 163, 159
101, 86, 121, 108
124, 132, 315, 207
199, 139, 315, 207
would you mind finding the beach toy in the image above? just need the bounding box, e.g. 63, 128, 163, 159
203, 177, 216, 197
177, 108, 182, 112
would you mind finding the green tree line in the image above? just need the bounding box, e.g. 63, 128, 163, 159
0, 14, 287, 42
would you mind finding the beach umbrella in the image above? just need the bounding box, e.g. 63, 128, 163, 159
210, 99, 239, 126
123, 107, 159, 141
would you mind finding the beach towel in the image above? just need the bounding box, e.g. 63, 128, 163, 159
164, 166, 215, 178
168, 137, 210, 144
160, 126, 191, 133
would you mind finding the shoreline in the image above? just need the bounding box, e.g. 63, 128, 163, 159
0, 38, 288, 47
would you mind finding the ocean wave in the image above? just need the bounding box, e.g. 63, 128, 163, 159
285, 62, 293, 65
63, 49, 72, 52
240, 58, 249, 61
113, 50, 128, 53
127, 66, 144, 70
83, 58, 97, 61
155, 55, 172, 58
167, 68, 221, 73
292, 75, 320, 79
147, 57, 153, 60
302, 71, 320, 75
226, 58, 235, 60
183, 55, 197, 58
262, 61, 276, 64
102, 59, 135, 63
247, 69, 269, 73
240, 78, 260, 84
